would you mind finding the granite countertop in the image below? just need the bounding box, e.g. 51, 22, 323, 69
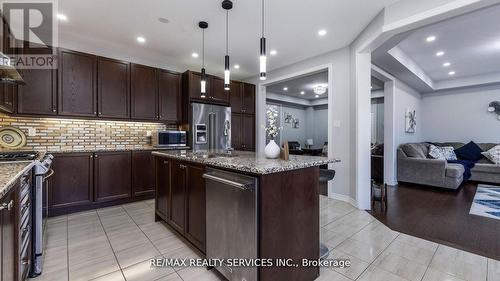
0, 161, 34, 198
152, 150, 340, 175
48, 146, 190, 154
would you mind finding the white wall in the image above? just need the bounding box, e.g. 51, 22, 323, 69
279, 105, 307, 146
421, 85, 500, 143
394, 80, 423, 146
371, 98, 384, 144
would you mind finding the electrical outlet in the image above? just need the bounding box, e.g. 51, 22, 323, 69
28, 127, 36, 136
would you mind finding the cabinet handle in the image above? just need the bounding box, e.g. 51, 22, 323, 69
5, 101, 12, 106
163, 160, 169, 164
179, 164, 186, 169
95, 154, 98, 158
21, 260, 29, 265
52, 109, 56, 113
0, 200, 14, 211
90, 155, 93, 158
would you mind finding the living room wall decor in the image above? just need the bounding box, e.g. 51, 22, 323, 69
405, 109, 417, 133
487, 101, 500, 120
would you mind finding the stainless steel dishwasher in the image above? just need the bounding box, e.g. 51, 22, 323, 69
204, 168, 258, 281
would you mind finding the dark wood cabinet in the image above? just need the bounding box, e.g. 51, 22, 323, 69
0, 84, 15, 114
132, 151, 155, 197
242, 83, 256, 114
229, 81, 242, 113
94, 151, 132, 202
210, 76, 230, 104
49, 153, 94, 211
17, 68, 57, 115
0, 188, 16, 281
58, 49, 97, 117
131, 63, 158, 120
232, 113, 255, 151
155, 157, 171, 220
158, 70, 181, 122
185, 164, 206, 251
98, 57, 130, 119
169, 160, 186, 233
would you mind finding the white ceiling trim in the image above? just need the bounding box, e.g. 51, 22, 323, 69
266, 92, 328, 107
387, 46, 434, 88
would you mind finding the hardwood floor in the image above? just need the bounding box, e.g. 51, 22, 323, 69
370, 182, 500, 260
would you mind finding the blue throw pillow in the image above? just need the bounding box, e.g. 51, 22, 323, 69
454, 141, 484, 161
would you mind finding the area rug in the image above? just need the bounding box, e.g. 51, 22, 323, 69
470, 184, 500, 220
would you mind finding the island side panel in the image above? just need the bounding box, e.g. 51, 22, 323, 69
259, 167, 320, 281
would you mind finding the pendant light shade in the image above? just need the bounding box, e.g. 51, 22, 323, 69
259, 0, 266, 80
222, 0, 233, 91
199, 21, 208, 98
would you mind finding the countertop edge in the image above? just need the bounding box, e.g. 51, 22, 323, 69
0, 161, 34, 199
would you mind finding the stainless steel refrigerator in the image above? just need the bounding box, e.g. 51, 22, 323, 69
190, 103, 231, 151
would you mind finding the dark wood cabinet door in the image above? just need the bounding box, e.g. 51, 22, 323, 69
241, 114, 255, 151
231, 113, 242, 150
132, 151, 155, 197
49, 153, 93, 211
158, 70, 181, 122
94, 151, 132, 202
187, 71, 208, 100
242, 83, 256, 114
229, 81, 242, 113
185, 164, 206, 252
58, 49, 97, 117
131, 64, 158, 120
169, 160, 186, 233
155, 157, 170, 220
98, 57, 130, 119
210, 76, 229, 104
1, 188, 16, 281
0, 84, 15, 114
17, 68, 57, 115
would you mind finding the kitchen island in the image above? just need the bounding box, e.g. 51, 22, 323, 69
152, 150, 338, 281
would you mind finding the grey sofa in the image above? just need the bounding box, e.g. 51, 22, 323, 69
397, 142, 500, 189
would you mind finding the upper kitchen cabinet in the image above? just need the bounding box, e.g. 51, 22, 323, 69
0, 84, 15, 114
158, 70, 181, 122
131, 63, 158, 120
97, 57, 130, 119
210, 76, 230, 104
230, 82, 255, 114
58, 49, 97, 117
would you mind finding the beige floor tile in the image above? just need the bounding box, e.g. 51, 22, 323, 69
488, 258, 500, 281
428, 245, 487, 281
422, 268, 467, 281
115, 241, 161, 268
68, 253, 120, 281
163, 245, 203, 271
350, 221, 398, 248
373, 250, 428, 281
122, 257, 175, 281
335, 238, 386, 263
314, 267, 351, 281
154, 234, 190, 255
89, 271, 125, 281
396, 233, 439, 252
357, 265, 408, 281
139, 222, 177, 241
383, 240, 435, 266
329, 249, 370, 280
176, 267, 225, 281
107, 230, 150, 252
153, 272, 183, 281
96, 206, 125, 217
323, 233, 349, 249
129, 212, 156, 226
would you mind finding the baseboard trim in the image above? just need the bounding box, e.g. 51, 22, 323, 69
328, 192, 358, 208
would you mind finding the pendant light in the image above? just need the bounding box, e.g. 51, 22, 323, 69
259, 0, 266, 80
199, 21, 208, 98
222, 0, 233, 91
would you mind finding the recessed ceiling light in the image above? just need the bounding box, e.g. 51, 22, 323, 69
158, 17, 170, 24
234, 64, 240, 69
318, 29, 327, 36
315, 95, 319, 98
300, 91, 305, 95
436, 51, 445, 57
426, 36, 436, 42
56, 13, 68, 21
137, 36, 146, 43
191, 52, 199, 58
443, 62, 451, 67
270, 50, 277, 56
283, 87, 288, 91
448, 71, 456, 76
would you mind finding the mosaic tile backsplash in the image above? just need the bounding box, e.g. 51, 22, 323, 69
0, 113, 175, 152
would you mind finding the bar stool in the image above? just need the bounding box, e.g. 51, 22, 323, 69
319, 169, 336, 260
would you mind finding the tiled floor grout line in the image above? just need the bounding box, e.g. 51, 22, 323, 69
419, 245, 439, 281
121, 203, 183, 280
94, 209, 129, 281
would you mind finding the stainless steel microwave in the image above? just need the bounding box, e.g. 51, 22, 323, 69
152, 131, 187, 147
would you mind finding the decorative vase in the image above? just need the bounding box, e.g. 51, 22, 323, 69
264, 139, 281, 159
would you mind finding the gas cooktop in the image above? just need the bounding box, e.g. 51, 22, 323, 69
0, 151, 39, 162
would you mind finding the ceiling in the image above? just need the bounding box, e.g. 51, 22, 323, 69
371, 76, 384, 91
57, 0, 400, 80
372, 4, 500, 93
266, 71, 328, 100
